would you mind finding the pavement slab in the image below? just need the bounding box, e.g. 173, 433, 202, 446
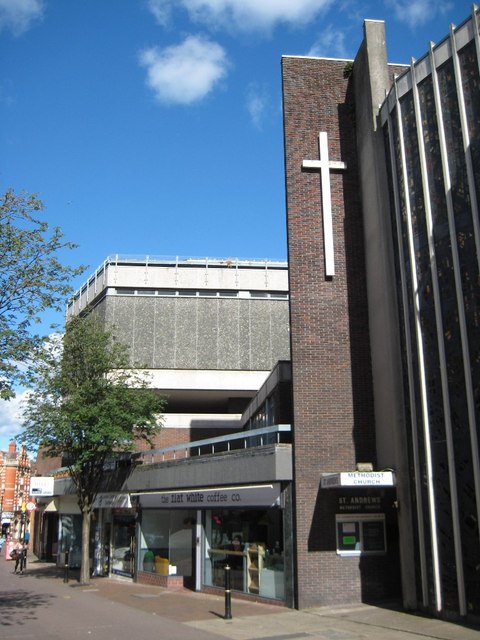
3, 556, 478, 640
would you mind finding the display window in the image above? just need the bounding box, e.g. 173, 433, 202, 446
335, 513, 386, 556
58, 514, 82, 568
139, 509, 195, 577
204, 508, 284, 600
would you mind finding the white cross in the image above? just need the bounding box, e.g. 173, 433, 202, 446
302, 132, 347, 277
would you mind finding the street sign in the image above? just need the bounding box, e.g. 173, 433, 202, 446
26, 502, 36, 512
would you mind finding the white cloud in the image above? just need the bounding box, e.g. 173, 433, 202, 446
0, 0, 44, 36
148, 0, 333, 31
307, 25, 349, 59
139, 35, 229, 105
0, 391, 28, 446
386, 0, 453, 28
146, 0, 173, 26
246, 84, 268, 129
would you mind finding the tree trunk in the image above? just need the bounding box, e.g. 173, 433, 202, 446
80, 508, 91, 585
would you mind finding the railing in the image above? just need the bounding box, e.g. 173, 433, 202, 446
137, 424, 292, 464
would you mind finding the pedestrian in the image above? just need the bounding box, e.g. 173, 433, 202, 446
14, 540, 26, 574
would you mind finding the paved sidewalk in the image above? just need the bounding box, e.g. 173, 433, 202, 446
22, 556, 480, 640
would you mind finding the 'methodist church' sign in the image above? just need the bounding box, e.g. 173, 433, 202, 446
321, 471, 395, 488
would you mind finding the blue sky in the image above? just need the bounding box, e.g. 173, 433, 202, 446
0, 0, 474, 447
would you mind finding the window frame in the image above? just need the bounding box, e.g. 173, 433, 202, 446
335, 513, 387, 556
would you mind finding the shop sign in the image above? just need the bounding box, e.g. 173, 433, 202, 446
93, 493, 132, 509
137, 483, 282, 508
30, 476, 55, 497
321, 471, 395, 488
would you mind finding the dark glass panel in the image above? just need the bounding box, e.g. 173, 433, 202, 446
453, 41, 480, 616
384, 116, 424, 605
417, 72, 461, 612
459, 40, 480, 208
390, 101, 436, 607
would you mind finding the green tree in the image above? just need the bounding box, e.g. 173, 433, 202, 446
22, 314, 165, 584
0, 189, 85, 399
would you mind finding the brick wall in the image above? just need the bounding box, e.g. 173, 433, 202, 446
282, 56, 378, 608
137, 570, 185, 589
134, 425, 240, 462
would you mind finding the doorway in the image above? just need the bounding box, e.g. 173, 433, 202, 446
111, 515, 136, 577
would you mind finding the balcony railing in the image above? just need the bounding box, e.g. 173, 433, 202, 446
137, 424, 292, 464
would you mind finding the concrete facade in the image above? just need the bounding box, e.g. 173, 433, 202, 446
67, 257, 290, 448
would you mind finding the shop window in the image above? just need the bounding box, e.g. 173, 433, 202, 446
336, 514, 386, 556
204, 508, 284, 600
58, 514, 83, 568
138, 509, 195, 577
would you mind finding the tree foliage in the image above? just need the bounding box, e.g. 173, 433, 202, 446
0, 189, 85, 399
22, 313, 165, 583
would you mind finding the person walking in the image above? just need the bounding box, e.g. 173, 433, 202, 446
13, 540, 26, 574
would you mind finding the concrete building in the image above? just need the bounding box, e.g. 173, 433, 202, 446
283, 6, 479, 622
66, 256, 290, 449
35, 256, 292, 600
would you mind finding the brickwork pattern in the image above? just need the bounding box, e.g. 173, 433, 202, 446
134, 426, 239, 462
137, 570, 184, 589
282, 56, 378, 608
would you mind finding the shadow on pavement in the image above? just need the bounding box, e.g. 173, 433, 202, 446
22, 559, 81, 582
0, 589, 56, 627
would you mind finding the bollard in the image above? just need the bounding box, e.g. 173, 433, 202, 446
63, 551, 69, 584
224, 564, 232, 620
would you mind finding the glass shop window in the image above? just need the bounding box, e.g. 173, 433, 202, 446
336, 514, 386, 556
139, 509, 196, 576
203, 508, 285, 600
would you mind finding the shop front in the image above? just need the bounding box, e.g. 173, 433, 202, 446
136, 483, 288, 601
92, 493, 136, 577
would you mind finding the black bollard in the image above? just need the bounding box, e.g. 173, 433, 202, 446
224, 564, 232, 620
63, 551, 69, 584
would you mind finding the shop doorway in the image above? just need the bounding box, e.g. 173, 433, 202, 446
111, 515, 136, 577
42, 512, 59, 562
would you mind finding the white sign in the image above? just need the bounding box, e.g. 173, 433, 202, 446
26, 502, 36, 512
321, 472, 395, 488
138, 484, 282, 509
30, 476, 55, 497
93, 493, 132, 509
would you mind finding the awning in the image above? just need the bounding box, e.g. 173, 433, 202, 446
44, 499, 59, 512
